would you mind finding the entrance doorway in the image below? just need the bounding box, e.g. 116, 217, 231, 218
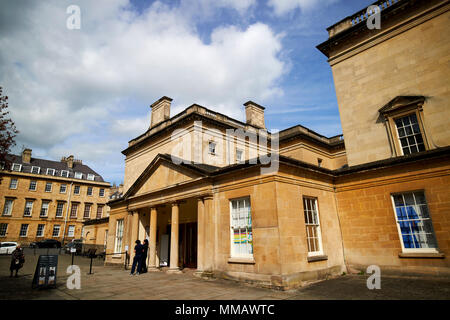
165, 222, 197, 269
179, 222, 197, 268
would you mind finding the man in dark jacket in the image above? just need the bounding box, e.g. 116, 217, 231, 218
141, 239, 149, 273
130, 240, 144, 275
10, 244, 25, 277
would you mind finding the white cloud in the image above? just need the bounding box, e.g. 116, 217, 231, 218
268, 0, 339, 16
172, 0, 256, 18
0, 0, 286, 183
214, 0, 256, 13
112, 116, 151, 137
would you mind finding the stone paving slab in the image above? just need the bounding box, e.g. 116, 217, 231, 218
1, 254, 450, 300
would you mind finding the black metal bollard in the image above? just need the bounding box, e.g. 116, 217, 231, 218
71, 252, 74, 265
124, 251, 128, 270
89, 255, 93, 274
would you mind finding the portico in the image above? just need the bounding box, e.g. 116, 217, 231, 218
106, 153, 217, 274
126, 195, 213, 274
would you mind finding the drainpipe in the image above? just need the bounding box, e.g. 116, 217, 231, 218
61, 182, 73, 245
333, 186, 349, 274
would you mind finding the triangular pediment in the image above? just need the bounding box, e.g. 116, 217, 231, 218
378, 96, 425, 115
125, 155, 206, 198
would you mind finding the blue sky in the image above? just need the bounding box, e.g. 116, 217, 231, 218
0, 0, 370, 185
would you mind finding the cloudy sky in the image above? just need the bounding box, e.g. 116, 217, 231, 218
0, 0, 368, 184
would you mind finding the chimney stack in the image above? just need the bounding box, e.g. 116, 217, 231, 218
67, 155, 74, 168
61, 155, 75, 168
244, 101, 266, 129
22, 149, 32, 164
150, 96, 172, 127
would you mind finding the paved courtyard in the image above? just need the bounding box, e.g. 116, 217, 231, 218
0, 250, 449, 300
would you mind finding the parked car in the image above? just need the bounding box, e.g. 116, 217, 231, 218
64, 239, 83, 254
0, 242, 17, 254
30, 239, 61, 248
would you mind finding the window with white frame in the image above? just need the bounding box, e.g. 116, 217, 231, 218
104, 230, 108, 251
394, 114, 426, 155
9, 178, 18, 189
74, 185, 80, 195
70, 202, 78, 218
87, 173, 95, 181
40, 201, 50, 217
0, 223, 7, 237
2, 199, 14, 216
114, 219, 124, 254
11, 163, 22, 172
46, 168, 55, 175
391, 191, 438, 252
303, 197, 323, 256
83, 203, 91, 219
55, 202, 64, 217
74, 172, 83, 179
52, 225, 60, 237
230, 197, 253, 258
236, 149, 243, 162
60, 184, 67, 193
209, 141, 216, 155
87, 186, 93, 196
19, 224, 29, 237
45, 182, 52, 192
96, 205, 103, 219
67, 225, 75, 237
31, 166, 40, 174
24, 200, 34, 217
29, 180, 37, 191
61, 170, 69, 178
99, 188, 105, 197
36, 224, 45, 237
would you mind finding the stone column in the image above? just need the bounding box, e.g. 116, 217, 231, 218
130, 211, 139, 262
203, 196, 214, 272
168, 202, 181, 273
125, 212, 133, 266
196, 198, 205, 272
148, 207, 159, 271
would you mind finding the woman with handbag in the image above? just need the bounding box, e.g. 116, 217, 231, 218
10, 244, 25, 278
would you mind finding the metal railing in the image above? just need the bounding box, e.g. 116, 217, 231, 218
103, 250, 129, 271
350, 0, 403, 26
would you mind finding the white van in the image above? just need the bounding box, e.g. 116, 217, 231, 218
0, 242, 18, 254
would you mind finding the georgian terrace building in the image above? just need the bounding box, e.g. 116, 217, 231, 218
0, 149, 111, 245
82, 184, 124, 252
106, 0, 450, 289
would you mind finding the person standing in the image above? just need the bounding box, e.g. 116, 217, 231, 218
10, 244, 25, 278
141, 239, 149, 273
130, 240, 144, 275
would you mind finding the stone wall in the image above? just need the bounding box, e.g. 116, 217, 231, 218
329, 2, 450, 166
335, 156, 450, 275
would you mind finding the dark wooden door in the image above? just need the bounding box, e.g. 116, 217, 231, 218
179, 222, 197, 268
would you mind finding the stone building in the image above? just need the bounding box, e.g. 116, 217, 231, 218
106, 0, 449, 289
316, 0, 450, 275
0, 149, 111, 245
82, 184, 124, 252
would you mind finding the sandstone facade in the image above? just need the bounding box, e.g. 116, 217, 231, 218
105, 0, 450, 289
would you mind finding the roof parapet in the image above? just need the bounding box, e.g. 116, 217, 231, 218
326, 0, 404, 39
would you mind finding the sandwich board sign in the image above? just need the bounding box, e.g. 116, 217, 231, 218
32, 255, 58, 289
